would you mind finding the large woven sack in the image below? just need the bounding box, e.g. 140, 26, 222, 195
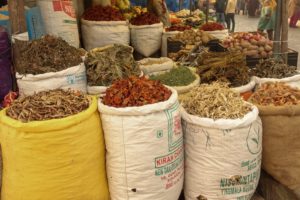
16, 62, 87, 96
81, 19, 130, 51
182, 105, 262, 200
98, 88, 184, 200
0, 96, 109, 200
232, 77, 256, 94
259, 105, 300, 198
254, 73, 300, 89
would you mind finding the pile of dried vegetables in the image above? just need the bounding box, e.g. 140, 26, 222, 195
130, 12, 160, 25
149, 66, 196, 86
82, 5, 125, 21
170, 30, 215, 45
251, 58, 298, 78
165, 25, 191, 32
249, 82, 300, 106
182, 82, 252, 119
197, 51, 250, 87
103, 76, 172, 107
200, 22, 224, 31
6, 89, 90, 122
16, 35, 82, 75
85, 44, 140, 86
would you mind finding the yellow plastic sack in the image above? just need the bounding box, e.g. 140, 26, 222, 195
0, 96, 109, 200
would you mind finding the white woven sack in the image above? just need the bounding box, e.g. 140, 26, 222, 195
37, 0, 80, 47
161, 31, 179, 57
182, 105, 262, 200
254, 72, 300, 89
205, 29, 229, 40
81, 19, 130, 51
87, 86, 107, 95
16, 63, 87, 96
130, 23, 163, 57
232, 78, 256, 94
138, 57, 174, 74
98, 88, 184, 200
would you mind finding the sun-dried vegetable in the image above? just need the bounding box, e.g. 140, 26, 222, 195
166, 25, 191, 32
6, 89, 90, 122
149, 66, 196, 86
169, 30, 215, 45
82, 5, 125, 21
249, 82, 300, 106
85, 44, 140, 86
103, 76, 172, 107
200, 22, 224, 31
197, 51, 250, 87
16, 35, 82, 75
130, 12, 160, 25
182, 82, 252, 119
251, 58, 298, 79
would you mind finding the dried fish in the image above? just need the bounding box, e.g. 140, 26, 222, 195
6, 89, 90, 122
16, 35, 82, 75
251, 58, 298, 79
249, 82, 300, 106
85, 44, 141, 86
182, 82, 252, 119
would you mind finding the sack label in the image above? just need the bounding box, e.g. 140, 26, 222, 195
52, 0, 76, 18
66, 72, 86, 85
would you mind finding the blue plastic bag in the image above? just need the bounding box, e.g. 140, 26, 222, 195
26, 7, 45, 40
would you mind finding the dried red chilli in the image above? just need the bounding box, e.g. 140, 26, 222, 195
166, 25, 191, 32
130, 12, 160, 26
82, 6, 125, 21
200, 22, 224, 31
103, 76, 172, 107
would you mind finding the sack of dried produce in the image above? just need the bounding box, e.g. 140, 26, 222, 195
251, 58, 300, 89
0, 90, 109, 200
138, 57, 174, 74
81, 5, 130, 51
199, 23, 228, 40
182, 82, 262, 200
170, 29, 215, 46
98, 76, 184, 200
85, 44, 141, 95
37, 0, 80, 47
232, 77, 256, 94
149, 66, 200, 94
130, 12, 163, 57
204, 30, 229, 40
249, 82, 300, 198
16, 35, 87, 96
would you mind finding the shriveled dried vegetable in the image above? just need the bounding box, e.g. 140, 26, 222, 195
197, 51, 250, 87
85, 44, 140, 86
6, 89, 90, 122
82, 5, 125, 21
251, 58, 298, 79
249, 82, 300, 106
182, 82, 252, 119
170, 30, 215, 45
130, 12, 160, 25
16, 35, 82, 75
103, 76, 172, 107
149, 66, 196, 86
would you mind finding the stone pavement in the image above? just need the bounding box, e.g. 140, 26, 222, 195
234, 14, 300, 68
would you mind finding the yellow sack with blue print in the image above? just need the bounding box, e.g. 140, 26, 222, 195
0, 96, 109, 200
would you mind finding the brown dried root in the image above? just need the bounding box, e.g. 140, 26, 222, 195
6, 89, 90, 122
182, 82, 252, 119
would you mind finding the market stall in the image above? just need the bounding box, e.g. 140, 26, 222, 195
0, 0, 299, 200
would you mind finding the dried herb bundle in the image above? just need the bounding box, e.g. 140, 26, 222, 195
6, 89, 90, 122
249, 82, 300, 106
251, 58, 298, 78
85, 44, 140, 86
150, 66, 196, 86
182, 82, 252, 119
17, 35, 82, 75
103, 76, 172, 107
197, 51, 250, 87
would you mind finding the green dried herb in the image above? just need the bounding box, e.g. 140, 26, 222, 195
85, 44, 141, 86
251, 58, 298, 78
16, 35, 82, 75
6, 89, 90, 122
150, 66, 196, 86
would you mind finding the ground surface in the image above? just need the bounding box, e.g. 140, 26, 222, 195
235, 14, 300, 68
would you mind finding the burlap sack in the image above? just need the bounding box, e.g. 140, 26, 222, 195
259, 105, 300, 198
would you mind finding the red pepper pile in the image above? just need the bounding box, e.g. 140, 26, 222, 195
82, 6, 125, 21
2, 91, 18, 108
200, 22, 224, 31
103, 76, 172, 107
130, 12, 160, 26
166, 25, 192, 32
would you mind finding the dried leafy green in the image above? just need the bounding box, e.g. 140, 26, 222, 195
85, 44, 141, 86
17, 35, 82, 75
